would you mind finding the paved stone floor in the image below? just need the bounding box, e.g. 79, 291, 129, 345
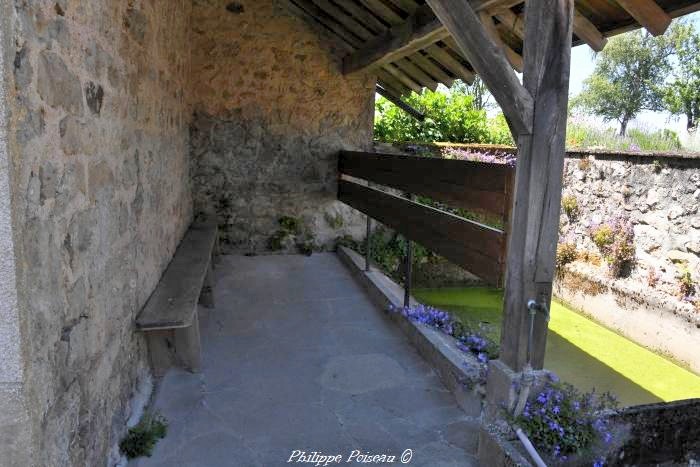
130, 253, 478, 467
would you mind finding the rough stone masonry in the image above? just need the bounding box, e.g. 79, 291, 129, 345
0, 0, 374, 465
189, 0, 375, 253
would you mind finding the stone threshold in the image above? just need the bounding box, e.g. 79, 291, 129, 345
336, 246, 486, 418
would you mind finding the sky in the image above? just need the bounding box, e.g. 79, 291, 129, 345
567, 11, 700, 140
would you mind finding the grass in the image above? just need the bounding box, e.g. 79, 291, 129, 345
413, 287, 700, 406
566, 121, 683, 152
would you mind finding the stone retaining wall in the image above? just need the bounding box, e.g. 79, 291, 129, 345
1, 1, 193, 465
189, 0, 375, 253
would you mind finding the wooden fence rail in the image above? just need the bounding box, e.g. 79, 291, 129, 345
337, 150, 514, 285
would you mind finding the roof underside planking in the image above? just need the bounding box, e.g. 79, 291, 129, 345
287, 0, 700, 98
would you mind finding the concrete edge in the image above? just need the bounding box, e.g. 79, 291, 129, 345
336, 246, 486, 417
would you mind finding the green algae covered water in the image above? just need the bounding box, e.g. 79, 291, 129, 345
413, 287, 700, 407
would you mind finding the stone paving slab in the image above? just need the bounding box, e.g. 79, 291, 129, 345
129, 253, 478, 467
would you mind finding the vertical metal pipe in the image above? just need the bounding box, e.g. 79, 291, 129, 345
365, 215, 372, 272
404, 236, 413, 308
404, 193, 414, 308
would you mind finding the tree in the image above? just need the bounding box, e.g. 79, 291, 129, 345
573, 28, 677, 136
663, 23, 700, 133
373, 87, 512, 144
452, 77, 493, 111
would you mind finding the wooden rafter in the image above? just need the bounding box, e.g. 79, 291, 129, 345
395, 57, 439, 90
383, 63, 422, 92
410, 52, 455, 86
615, 0, 672, 36
424, 44, 475, 84
333, 0, 387, 35
357, 0, 404, 26
343, 4, 449, 74
425, 0, 533, 135
572, 10, 607, 52
375, 85, 426, 120
491, 6, 606, 52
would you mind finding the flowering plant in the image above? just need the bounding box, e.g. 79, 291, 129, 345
441, 147, 516, 166
514, 373, 617, 464
588, 216, 635, 277
393, 304, 499, 364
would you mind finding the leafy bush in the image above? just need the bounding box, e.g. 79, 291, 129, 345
589, 217, 635, 277
556, 242, 578, 271
679, 268, 696, 298
590, 224, 614, 252
561, 195, 580, 221
374, 89, 514, 145
268, 216, 315, 254
514, 374, 617, 462
119, 413, 168, 459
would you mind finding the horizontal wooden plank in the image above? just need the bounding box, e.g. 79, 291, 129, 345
136, 223, 218, 331
338, 180, 505, 284
339, 150, 512, 220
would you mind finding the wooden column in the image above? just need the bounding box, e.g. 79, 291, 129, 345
500, 0, 574, 371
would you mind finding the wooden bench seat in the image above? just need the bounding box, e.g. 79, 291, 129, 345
136, 222, 219, 376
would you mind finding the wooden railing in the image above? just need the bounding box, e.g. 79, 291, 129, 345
338, 150, 514, 286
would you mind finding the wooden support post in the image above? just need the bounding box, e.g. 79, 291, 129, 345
499, 0, 574, 371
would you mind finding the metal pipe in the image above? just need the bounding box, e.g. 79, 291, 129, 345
516, 428, 548, 467
404, 236, 413, 308
365, 216, 372, 272
403, 193, 415, 308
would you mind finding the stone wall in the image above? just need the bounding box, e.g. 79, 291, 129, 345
189, 0, 375, 253
560, 152, 700, 300
556, 152, 700, 373
2, 0, 193, 465
608, 399, 700, 465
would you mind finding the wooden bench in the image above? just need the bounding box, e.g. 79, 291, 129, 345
136, 222, 219, 376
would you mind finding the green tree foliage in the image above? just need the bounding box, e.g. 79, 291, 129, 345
573, 28, 677, 136
373, 84, 513, 145
663, 23, 700, 133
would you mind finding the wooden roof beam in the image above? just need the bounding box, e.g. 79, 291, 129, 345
426, 0, 533, 135
491, 7, 606, 53
376, 84, 426, 121
343, 4, 450, 74
614, 0, 672, 36
572, 10, 607, 52
425, 44, 475, 85
383, 63, 422, 93
409, 52, 455, 87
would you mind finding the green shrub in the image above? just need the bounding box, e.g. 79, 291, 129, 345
561, 195, 580, 221
556, 242, 578, 271
679, 268, 696, 298
119, 413, 168, 459
268, 216, 314, 253
374, 88, 514, 145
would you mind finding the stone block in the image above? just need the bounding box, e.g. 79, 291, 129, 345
37, 51, 83, 115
